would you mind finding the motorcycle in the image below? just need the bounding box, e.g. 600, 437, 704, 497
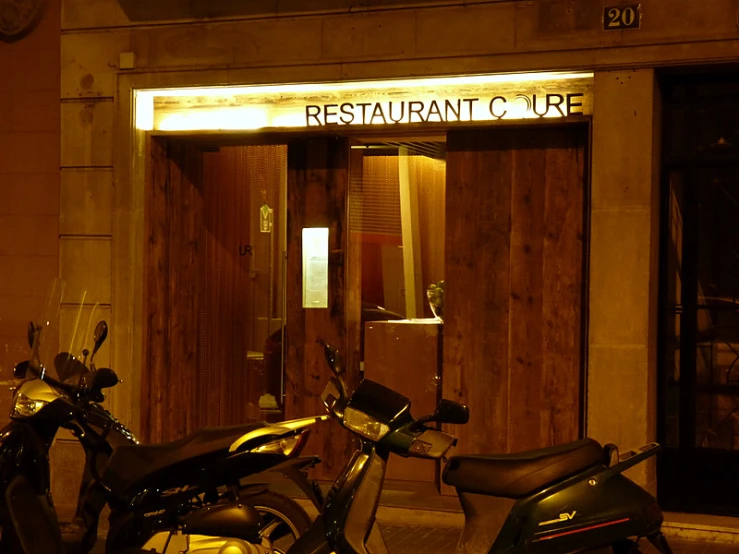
285, 341, 674, 554
1, 285, 326, 554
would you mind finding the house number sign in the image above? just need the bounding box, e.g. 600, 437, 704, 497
603, 4, 641, 30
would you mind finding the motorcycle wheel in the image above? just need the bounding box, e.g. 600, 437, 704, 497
242, 490, 312, 554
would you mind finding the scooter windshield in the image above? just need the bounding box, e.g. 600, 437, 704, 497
29, 279, 104, 386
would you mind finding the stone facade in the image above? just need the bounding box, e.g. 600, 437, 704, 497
2, 0, 739, 516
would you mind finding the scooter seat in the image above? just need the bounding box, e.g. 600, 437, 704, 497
442, 438, 604, 499
103, 422, 267, 494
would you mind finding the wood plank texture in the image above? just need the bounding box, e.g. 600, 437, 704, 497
142, 137, 202, 443
443, 125, 586, 461
443, 130, 513, 457
197, 146, 287, 427
284, 137, 359, 479
143, 141, 289, 442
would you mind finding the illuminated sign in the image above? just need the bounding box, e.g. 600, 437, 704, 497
136, 72, 593, 132
304, 94, 584, 126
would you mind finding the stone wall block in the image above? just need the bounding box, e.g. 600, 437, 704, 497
0, 215, 57, 257
415, 4, 516, 56
0, 256, 59, 298
589, 208, 652, 347
62, 31, 132, 98
61, 100, 115, 167
60, 237, 112, 304
63, 0, 132, 30
592, 70, 657, 209
0, 174, 59, 216
321, 11, 416, 60
0, 132, 58, 174
588, 345, 653, 489
60, 169, 114, 235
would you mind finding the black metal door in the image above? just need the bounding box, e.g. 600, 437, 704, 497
659, 71, 739, 516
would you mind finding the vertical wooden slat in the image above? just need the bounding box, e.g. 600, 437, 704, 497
142, 136, 170, 444
508, 133, 547, 453
143, 138, 203, 443
285, 137, 359, 479
541, 135, 585, 446
443, 130, 513, 457
347, 148, 364, 377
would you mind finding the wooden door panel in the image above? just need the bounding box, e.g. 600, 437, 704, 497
143, 137, 203, 444
443, 126, 587, 458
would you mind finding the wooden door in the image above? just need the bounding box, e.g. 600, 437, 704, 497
143, 137, 204, 444
442, 125, 587, 459
284, 137, 361, 479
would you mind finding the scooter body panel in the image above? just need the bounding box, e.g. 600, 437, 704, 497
484, 465, 663, 553
291, 441, 389, 554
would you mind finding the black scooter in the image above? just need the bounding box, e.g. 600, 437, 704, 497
2, 315, 325, 554
286, 342, 673, 554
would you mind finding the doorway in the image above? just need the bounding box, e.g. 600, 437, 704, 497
659, 72, 739, 516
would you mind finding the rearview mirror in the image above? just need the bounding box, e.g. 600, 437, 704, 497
319, 340, 345, 376
92, 321, 108, 355
92, 367, 119, 390
434, 399, 469, 425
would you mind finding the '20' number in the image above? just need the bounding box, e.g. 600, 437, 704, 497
606, 6, 638, 28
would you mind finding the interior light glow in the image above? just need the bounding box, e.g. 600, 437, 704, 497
158, 107, 269, 131
135, 90, 155, 131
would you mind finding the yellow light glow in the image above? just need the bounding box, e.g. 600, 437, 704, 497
136, 71, 594, 132
158, 107, 269, 131
135, 90, 155, 131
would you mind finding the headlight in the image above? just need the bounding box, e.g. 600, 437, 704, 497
343, 407, 390, 441
11, 393, 49, 419
252, 431, 309, 457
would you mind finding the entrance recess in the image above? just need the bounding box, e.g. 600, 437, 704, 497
142, 124, 589, 484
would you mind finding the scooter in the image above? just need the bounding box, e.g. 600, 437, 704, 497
2, 300, 326, 554
285, 341, 673, 554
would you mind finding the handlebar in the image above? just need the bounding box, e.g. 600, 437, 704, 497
317, 339, 467, 459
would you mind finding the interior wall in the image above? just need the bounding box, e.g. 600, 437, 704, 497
199, 145, 286, 425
